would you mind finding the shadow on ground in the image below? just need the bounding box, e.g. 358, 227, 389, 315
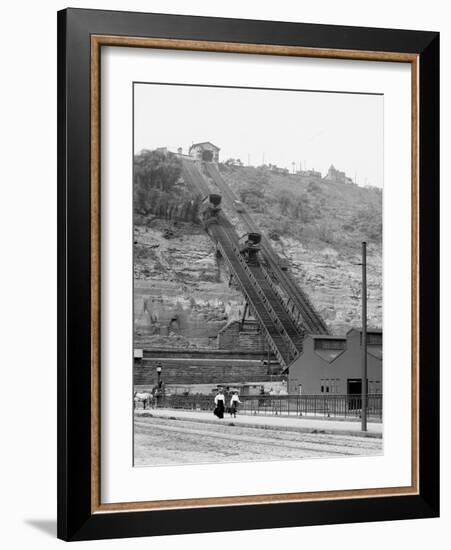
25, 519, 57, 538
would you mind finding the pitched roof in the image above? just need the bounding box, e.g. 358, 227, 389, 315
189, 141, 220, 151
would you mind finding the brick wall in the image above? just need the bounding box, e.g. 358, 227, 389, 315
134, 347, 277, 386
217, 321, 269, 352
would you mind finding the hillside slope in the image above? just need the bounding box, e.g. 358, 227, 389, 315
133, 155, 382, 348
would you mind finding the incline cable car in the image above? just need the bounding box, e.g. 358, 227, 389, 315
199, 194, 222, 228
239, 232, 261, 264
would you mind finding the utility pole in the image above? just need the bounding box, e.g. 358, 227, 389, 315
361, 241, 368, 431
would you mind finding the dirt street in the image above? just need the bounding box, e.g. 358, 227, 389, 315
134, 415, 383, 466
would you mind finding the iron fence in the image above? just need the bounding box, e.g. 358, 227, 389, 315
154, 393, 382, 420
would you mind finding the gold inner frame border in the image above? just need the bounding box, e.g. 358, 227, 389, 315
90, 35, 419, 514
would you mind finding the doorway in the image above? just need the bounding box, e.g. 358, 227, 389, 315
347, 378, 362, 395
347, 378, 368, 410
201, 150, 213, 162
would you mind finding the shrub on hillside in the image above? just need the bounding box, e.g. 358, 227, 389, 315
219, 164, 382, 254
307, 181, 322, 194
239, 177, 267, 213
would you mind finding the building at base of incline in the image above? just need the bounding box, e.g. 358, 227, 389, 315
287, 328, 382, 395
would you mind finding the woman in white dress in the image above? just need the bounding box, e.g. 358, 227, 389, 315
229, 391, 242, 418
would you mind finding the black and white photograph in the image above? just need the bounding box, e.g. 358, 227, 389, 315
0, 0, 444, 546
133, 83, 384, 466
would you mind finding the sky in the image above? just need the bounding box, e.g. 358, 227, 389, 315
134, 83, 383, 188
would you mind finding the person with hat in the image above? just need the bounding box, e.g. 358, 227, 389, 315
229, 391, 242, 418
213, 388, 225, 419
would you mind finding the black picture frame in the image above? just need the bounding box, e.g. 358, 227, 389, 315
57, 7, 439, 541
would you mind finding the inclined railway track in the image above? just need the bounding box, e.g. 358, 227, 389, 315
215, 210, 304, 356
203, 162, 328, 335
181, 159, 211, 196
211, 223, 296, 366
180, 158, 328, 368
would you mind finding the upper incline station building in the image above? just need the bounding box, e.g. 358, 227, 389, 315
188, 141, 220, 163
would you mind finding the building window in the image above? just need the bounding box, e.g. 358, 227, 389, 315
330, 379, 340, 393
314, 339, 346, 351
361, 332, 383, 345
321, 378, 341, 394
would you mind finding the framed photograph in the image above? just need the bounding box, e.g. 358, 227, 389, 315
57, 8, 439, 541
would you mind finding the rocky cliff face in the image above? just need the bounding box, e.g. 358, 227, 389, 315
271, 237, 382, 334
134, 220, 382, 348
134, 219, 246, 349
134, 164, 382, 349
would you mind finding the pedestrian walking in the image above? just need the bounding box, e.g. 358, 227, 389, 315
229, 391, 242, 418
213, 389, 225, 419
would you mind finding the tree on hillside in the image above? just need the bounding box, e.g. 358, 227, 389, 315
350, 205, 382, 242
291, 195, 311, 222
224, 158, 243, 167
240, 180, 266, 213
278, 191, 292, 216
134, 149, 182, 214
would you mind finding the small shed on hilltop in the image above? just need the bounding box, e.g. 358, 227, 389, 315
287, 328, 382, 395
188, 141, 220, 163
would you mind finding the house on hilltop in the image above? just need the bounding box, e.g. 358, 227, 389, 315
325, 164, 354, 185
189, 141, 220, 163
